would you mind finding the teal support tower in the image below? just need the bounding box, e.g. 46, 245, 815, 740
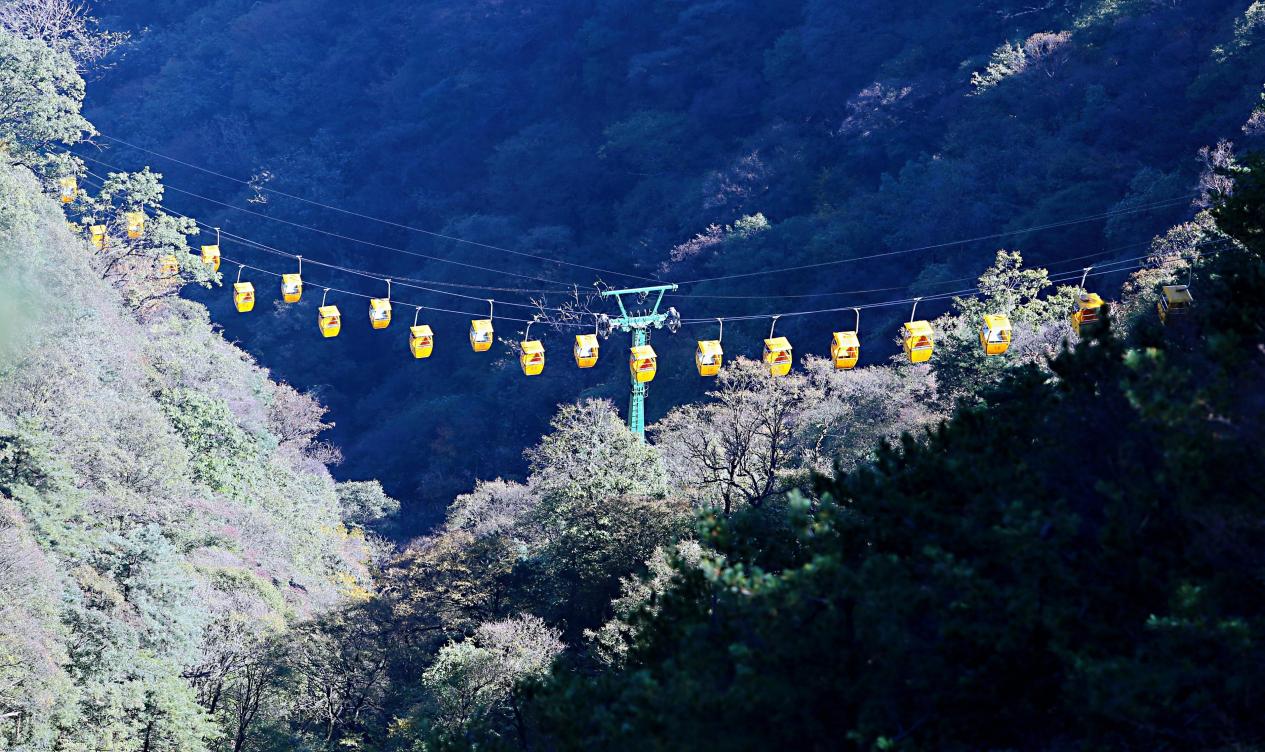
599, 284, 678, 441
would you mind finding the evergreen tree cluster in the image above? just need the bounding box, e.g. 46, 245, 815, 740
533, 157, 1265, 750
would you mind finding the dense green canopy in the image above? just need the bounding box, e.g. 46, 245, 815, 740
530, 156, 1265, 751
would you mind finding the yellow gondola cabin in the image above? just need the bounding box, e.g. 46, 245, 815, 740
410, 325, 434, 359
1157, 285, 1193, 324
58, 177, 77, 203
901, 321, 934, 363
979, 314, 1012, 356
830, 331, 860, 370
125, 211, 145, 239
574, 334, 599, 368
470, 319, 494, 352
696, 340, 723, 377
282, 273, 303, 303
158, 255, 180, 276
1071, 293, 1105, 336
318, 305, 341, 338
763, 336, 793, 376
233, 282, 255, 313
201, 245, 221, 271
89, 224, 107, 250
630, 345, 657, 383
520, 340, 545, 376
369, 298, 392, 329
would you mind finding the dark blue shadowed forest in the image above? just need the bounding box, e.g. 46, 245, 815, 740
85, 0, 1262, 535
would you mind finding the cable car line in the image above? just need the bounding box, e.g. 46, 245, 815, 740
73, 172, 613, 324
209, 250, 1179, 334
77, 171, 1221, 330
88, 133, 660, 285
76, 153, 587, 289
219, 234, 583, 315
676, 257, 1190, 324
675, 248, 1227, 326
144, 200, 584, 314
79, 170, 575, 297
77, 156, 1202, 313
156, 178, 588, 291
175, 182, 1224, 321
217, 252, 591, 328
79, 170, 590, 314
665, 234, 1229, 301
219, 227, 586, 298
77, 142, 1196, 307
222, 229, 586, 297
75, 169, 1225, 333
669, 237, 1166, 300
71, 164, 1224, 359
78, 170, 575, 307
118, 190, 593, 317
674, 193, 1198, 286
142, 183, 1225, 328
192, 189, 1214, 321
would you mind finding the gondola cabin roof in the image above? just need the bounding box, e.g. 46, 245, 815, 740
630, 344, 656, 361
903, 320, 934, 338
832, 331, 859, 348
1161, 285, 1193, 306
982, 314, 1011, 332
697, 340, 723, 359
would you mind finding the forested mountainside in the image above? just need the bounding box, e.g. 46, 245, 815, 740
531, 163, 1265, 751
0, 29, 391, 744
84, 0, 1265, 532
123, 159, 1256, 752
4, 1, 1265, 750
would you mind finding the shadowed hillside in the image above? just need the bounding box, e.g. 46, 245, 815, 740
83, 0, 1265, 531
